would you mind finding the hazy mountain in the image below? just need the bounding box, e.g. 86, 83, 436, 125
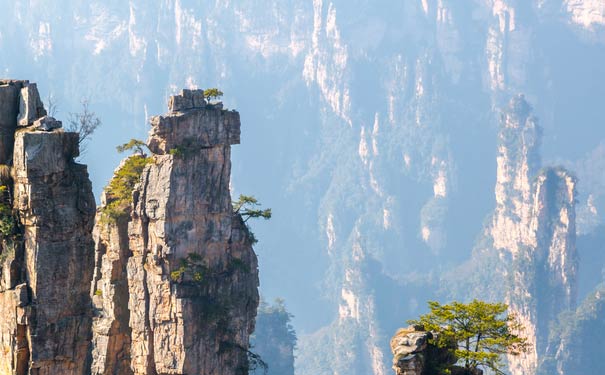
1, 1, 604, 374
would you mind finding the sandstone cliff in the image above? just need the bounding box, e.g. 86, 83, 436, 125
90, 89, 259, 375
0, 79, 96, 375
456, 95, 578, 375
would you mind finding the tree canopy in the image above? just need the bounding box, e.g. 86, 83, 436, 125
408, 300, 530, 375
66, 99, 101, 154
232, 195, 271, 245
204, 88, 223, 102
116, 138, 148, 156
233, 195, 272, 222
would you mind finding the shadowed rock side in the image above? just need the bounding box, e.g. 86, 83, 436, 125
90, 89, 259, 375
0, 79, 96, 375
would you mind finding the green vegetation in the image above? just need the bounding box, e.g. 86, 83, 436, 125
232, 195, 271, 245
94, 289, 103, 296
169, 147, 185, 157
170, 253, 209, 282
168, 137, 200, 158
0, 183, 18, 241
204, 88, 224, 103
100, 139, 153, 222
251, 298, 297, 375
117, 138, 148, 155
408, 300, 530, 375
170, 253, 251, 283
0, 197, 15, 238
101, 155, 153, 221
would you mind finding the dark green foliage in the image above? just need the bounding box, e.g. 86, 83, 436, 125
408, 300, 530, 375
170, 253, 250, 283
204, 88, 224, 102
168, 137, 202, 158
0, 184, 18, 240
101, 155, 153, 221
170, 253, 210, 283
233, 195, 272, 223
117, 138, 148, 155
251, 298, 297, 375
232, 195, 271, 245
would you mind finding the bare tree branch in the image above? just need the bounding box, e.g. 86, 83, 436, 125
66, 99, 102, 154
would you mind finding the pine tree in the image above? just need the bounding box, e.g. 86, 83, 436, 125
408, 300, 530, 375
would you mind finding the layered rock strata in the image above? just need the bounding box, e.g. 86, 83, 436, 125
489, 95, 578, 375
0, 79, 96, 375
91, 89, 259, 375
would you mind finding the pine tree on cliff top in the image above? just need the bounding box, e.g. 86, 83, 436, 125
408, 300, 530, 375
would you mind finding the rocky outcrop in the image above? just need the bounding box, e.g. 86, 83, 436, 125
544, 284, 605, 375
91, 90, 259, 375
0, 79, 96, 375
390, 327, 469, 375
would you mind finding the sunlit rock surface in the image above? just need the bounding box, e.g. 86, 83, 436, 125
0, 79, 96, 375
90, 90, 259, 375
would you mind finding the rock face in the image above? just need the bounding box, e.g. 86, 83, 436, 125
390, 327, 463, 375
90, 89, 259, 375
488, 96, 578, 375
390, 327, 431, 375
0, 79, 96, 375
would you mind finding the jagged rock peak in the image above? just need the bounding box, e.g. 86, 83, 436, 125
0, 79, 96, 375
91, 89, 259, 375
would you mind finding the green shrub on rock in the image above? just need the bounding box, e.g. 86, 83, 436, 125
101, 155, 153, 221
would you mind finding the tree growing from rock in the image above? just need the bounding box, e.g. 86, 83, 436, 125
233, 195, 272, 222
117, 138, 148, 156
232, 195, 271, 244
66, 99, 101, 153
204, 88, 223, 103
408, 300, 530, 375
